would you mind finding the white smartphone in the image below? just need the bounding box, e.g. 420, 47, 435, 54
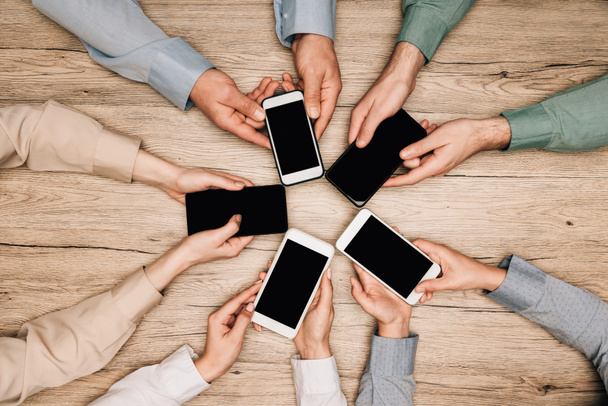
336, 209, 441, 305
261, 90, 324, 186
252, 228, 334, 339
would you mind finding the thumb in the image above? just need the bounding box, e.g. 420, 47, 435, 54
350, 276, 366, 304
303, 76, 322, 119
415, 278, 445, 294
231, 91, 266, 122
206, 172, 246, 191
318, 269, 334, 309
213, 214, 242, 242
231, 302, 255, 338
400, 131, 444, 160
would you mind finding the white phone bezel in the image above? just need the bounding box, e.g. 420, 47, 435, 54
252, 228, 334, 339
262, 91, 324, 186
336, 209, 441, 305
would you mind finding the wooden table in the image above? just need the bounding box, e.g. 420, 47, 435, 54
1, 0, 607, 404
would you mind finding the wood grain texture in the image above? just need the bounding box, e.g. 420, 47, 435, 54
1, 0, 608, 404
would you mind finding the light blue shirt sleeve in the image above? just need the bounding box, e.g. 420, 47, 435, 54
274, 0, 336, 47
31, 0, 214, 111
355, 333, 418, 406
487, 255, 608, 392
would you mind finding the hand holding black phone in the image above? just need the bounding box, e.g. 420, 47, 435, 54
185, 185, 288, 237
325, 109, 426, 207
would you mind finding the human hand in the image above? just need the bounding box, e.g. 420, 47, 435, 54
293, 269, 334, 359
282, 33, 342, 138
412, 239, 507, 304
246, 76, 281, 105
348, 42, 425, 148
350, 263, 412, 339
190, 69, 275, 149
385, 116, 512, 187
194, 281, 263, 382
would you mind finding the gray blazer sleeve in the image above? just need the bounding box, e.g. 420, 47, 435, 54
487, 255, 608, 391
355, 333, 418, 406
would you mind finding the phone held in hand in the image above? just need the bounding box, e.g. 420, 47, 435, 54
185, 185, 288, 237
336, 209, 441, 305
262, 90, 324, 186
252, 229, 334, 339
325, 109, 426, 207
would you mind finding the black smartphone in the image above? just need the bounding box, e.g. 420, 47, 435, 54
325, 109, 426, 207
185, 185, 288, 237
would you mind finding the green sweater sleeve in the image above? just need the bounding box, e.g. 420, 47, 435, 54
398, 0, 476, 63
503, 73, 608, 152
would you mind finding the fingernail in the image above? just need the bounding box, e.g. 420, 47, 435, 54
235, 181, 245, 188
415, 287, 423, 293
246, 303, 254, 312
310, 107, 319, 119
255, 279, 263, 284
327, 269, 332, 280
235, 214, 242, 223
400, 150, 410, 159
356, 138, 365, 148
254, 109, 265, 121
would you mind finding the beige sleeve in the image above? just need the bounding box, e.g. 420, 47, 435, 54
0, 268, 163, 406
0, 100, 141, 182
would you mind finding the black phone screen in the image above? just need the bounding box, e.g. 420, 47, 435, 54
326, 109, 426, 206
255, 239, 328, 329
266, 98, 320, 175
185, 185, 288, 237
344, 215, 433, 300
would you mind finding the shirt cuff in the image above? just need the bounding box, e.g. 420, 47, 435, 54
93, 129, 140, 183
148, 38, 214, 111
159, 345, 210, 403
368, 332, 418, 376
290, 355, 341, 396
397, 5, 449, 64
275, 0, 336, 47
486, 255, 547, 313
501, 103, 554, 151
111, 268, 163, 324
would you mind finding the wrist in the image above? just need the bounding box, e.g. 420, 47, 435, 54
133, 150, 182, 192
385, 42, 426, 83
480, 116, 512, 151
194, 354, 222, 383
481, 265, 507, 292
296, 342, 332, 360
377, 320, 409, 339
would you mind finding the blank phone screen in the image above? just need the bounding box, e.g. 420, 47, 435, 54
326, 109, 426, 205
256, 240, 328, 329
266, 99, 320, 175
185, 185, 288, 237
344, 215, 433, 300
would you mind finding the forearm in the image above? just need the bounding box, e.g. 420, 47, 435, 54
399, 0, 476, 63
274, 0, 336, 47
132, 150, 183, 197
32, 0, 213, 110
502, 73, 608, 152
487, 255, 608, 390
355, 333, 418, 406
0, 269, 162, 405
0, 101, 140, 181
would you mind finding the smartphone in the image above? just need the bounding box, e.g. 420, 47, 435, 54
325, 109, 427, 207
252, 229, 334, 339
336, 209, 441, 305
185, 185, 288, 237
262, 90, 324, 186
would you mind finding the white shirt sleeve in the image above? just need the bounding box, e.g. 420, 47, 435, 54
89, 345, 210, 406
290, 355, 347, 406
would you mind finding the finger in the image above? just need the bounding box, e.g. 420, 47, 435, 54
383, 155, 443, 187
258, 271, 267, 281
212, 214, 243, 243
427, 123, 438, 135
256, 80, 280, 105
230, 121, 271, 149
281, 73, 297, 92
266, 261, 272, 270
302, 73, 322, 119
350, 276, 367, 305
244, 116, 266, 130
318, 269, 334, 309
400, 132, 445, 160
420, 119, 429, 130
253, 322, 262, 332
231, 302, 255, 338
391, 226, 400, 233
355, 106, 389, 148
314, 89, 339, 139
220, 234, 254, 258
208, 170, 254, 187
227, 91, 266, 122
347, 102, 367, 145
220, 282, 263, 316
205, 171, 248, 191
402, 157, 421, 169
